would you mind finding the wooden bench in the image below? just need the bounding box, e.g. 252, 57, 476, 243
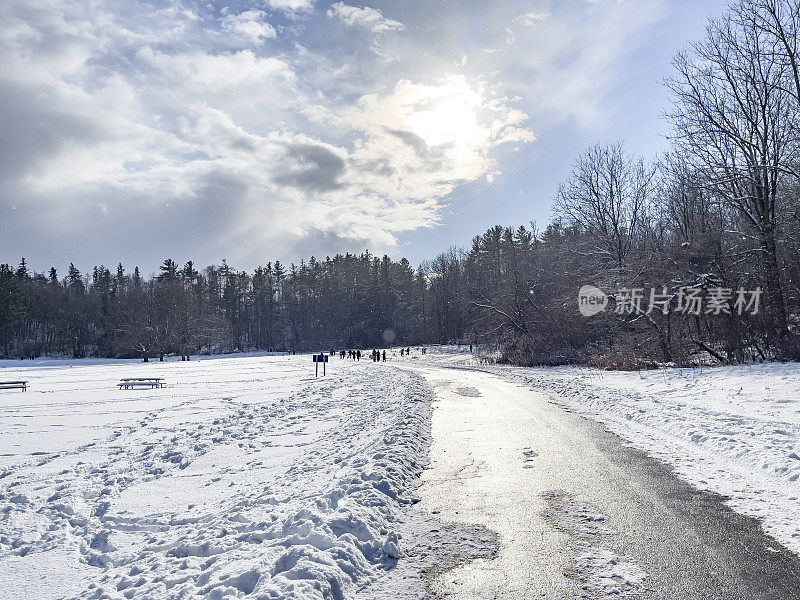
0, 381, 28, 392
118, 378, 166, 390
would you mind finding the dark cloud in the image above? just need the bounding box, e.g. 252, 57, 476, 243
385, 127, 449, 171
0, 83, 102, 183
273, 142, 346, 191
354, 156, 396, 177
279, 228, 380, 263
386, 128, 430, 157
1, 170, 248, 275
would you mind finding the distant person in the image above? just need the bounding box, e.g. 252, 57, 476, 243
470, 343, 473, 352
400, 348, 404, 357
382, 350, 386, 362
356, 350, 361, 361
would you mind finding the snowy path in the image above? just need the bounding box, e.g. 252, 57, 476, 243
408, 364, 800, 599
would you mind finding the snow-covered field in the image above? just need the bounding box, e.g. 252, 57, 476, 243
0, 355, 431, 600
414, 346, 800, 556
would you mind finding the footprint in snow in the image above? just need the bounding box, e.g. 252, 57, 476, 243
454, 386, 481, 397
522, 447, 538, 468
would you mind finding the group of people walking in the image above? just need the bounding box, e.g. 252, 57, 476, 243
400, 347, 407, 356
335, 347, 426, 361
398, 347, 426, 356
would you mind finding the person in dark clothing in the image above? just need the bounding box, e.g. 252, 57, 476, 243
356, 350, 361, 360
382, 350, 386, 362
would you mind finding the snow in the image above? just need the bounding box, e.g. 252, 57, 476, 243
418, 346, 800, 557
5, 346, 800, 596
543, 490, 646, 597
0, 355, 432, 599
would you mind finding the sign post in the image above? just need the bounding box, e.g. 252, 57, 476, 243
313, 352, 329, 377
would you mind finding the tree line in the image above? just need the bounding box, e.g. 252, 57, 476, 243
2, 0, 800, 367
0, 254, 429, 360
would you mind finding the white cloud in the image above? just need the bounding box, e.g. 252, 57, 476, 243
139, 48, 294, 92
451, 0, 666, 129
327, 2, 405, 33
515, 12, 549, 26
267, 0, 315, 15
221, 10, 276, 45
348, 76, 532, 195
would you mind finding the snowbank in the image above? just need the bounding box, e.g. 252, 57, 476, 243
0, 356, 432, 599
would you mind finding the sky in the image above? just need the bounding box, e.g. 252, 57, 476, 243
0, 0, 726, 276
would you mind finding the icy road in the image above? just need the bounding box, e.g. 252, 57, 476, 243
403, 362, 800, 600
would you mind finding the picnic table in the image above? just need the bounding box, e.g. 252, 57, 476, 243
0, 381, 27, 392
118, 378, 166, 390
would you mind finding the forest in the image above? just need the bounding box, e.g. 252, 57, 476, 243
2, 0, 800, 367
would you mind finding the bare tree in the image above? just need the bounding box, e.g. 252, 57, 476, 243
745, 0, 800, 109
666, 5, 800, 357
555, 142, 654, 269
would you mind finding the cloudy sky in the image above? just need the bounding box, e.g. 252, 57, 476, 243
1, 0, 724, 274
